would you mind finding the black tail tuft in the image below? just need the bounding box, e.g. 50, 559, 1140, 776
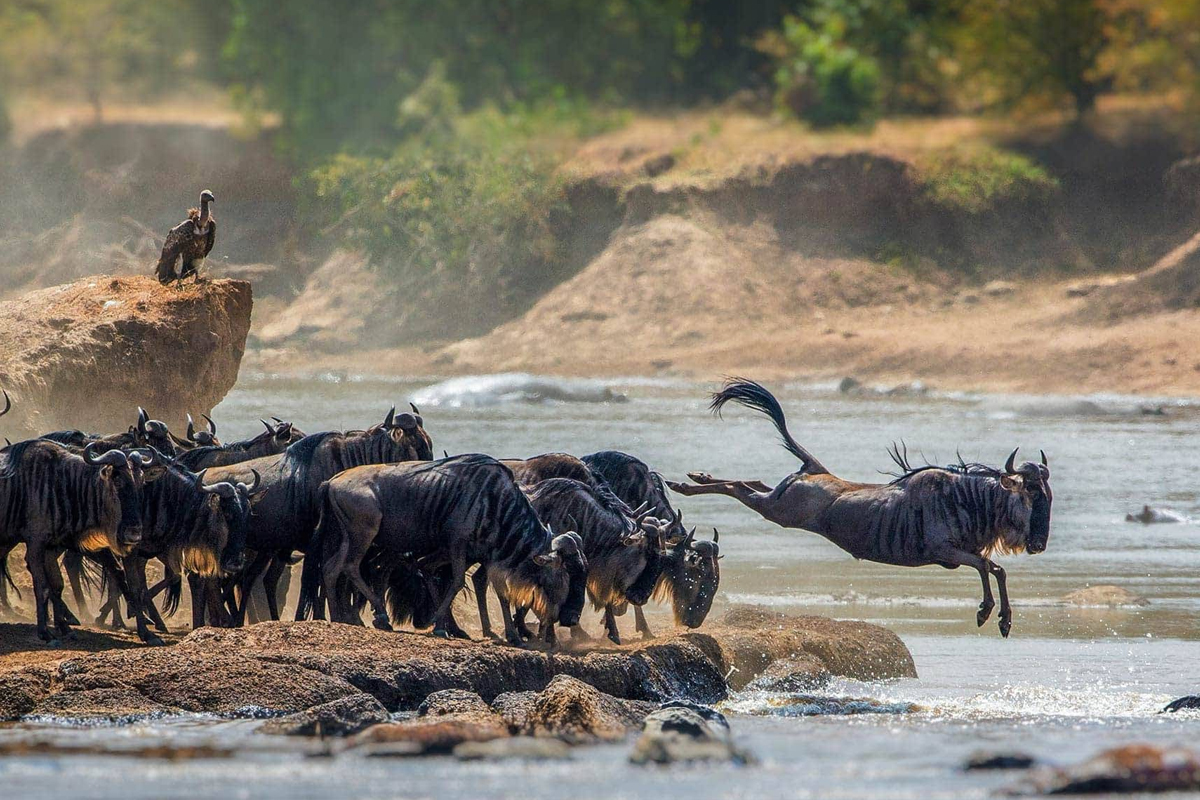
710, 378, 828, 474
384, 560, 439, 629
162, 573, 183, 618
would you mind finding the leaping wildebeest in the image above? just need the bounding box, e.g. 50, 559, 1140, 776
667, 379, 1053, 637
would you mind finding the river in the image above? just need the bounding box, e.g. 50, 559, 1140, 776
3, 375, 1199, 798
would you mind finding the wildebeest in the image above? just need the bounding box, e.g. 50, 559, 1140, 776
0, 440, 155, 642
508, 477, 665, 644
582, 451, 688, 544
175, 417, 306, 471
87, 453, 263, 643
204, 406, 432, 624
315, 454, 589, 644
668, 379, 1053, 637
167, 413, 221, 451
502, 453, 597, 488
41, 407, 180, 457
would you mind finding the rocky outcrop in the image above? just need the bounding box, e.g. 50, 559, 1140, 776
0, 608, 914, 722
0, 275, 251, 437
629, 702, 754, 766
258, 693, 390, 737
1007, 744, 1200, 795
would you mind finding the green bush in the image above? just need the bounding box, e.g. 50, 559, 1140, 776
917, 146, 1059, 213
769, 14, 882, 127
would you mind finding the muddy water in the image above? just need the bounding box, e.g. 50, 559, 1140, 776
3, 376, 1200, 798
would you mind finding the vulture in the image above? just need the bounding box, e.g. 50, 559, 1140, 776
155, 189, 216, 284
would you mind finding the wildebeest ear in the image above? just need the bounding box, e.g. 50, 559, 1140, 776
533, 553, 559, 567
99, 465, 115, 480
1000, 474, 1023, 491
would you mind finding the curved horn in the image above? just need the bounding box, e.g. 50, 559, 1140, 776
240, 468, 262, 494
1005, 447, 1019, 474
443, 450, 450, 459
271, 416, 285, 425
712, 527, 719, 544
133, 447, 164, 467
137, 407, 149, 434
202, 480, 236, 498
4, 438, 10, 447
1040, 450, 1048, 467
202, 414, 217, 436
410, 402, 421, 415
684, 526, 697, 546
83, 443, 129, 467
0, 390, 10, 418
384, 405, 396, 428
186, 413, 198, 442
261, 419, 274, 435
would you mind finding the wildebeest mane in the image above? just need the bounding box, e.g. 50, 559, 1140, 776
885, 441, 1005, 484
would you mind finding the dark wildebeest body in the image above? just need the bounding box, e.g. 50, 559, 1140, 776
90, 458, 262, 643
507, 477, 662, 644
203, 407, 432, 625
0, 440, 153, 642
176, 418, 306, 471
42, 408, 180, 458
668, 379, 1053, 637
316, 454, 588, 645
502, 453, 596, 488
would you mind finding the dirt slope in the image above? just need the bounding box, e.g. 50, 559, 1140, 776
0, 275, 252, 437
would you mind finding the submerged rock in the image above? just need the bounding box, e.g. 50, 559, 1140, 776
0, 275, 251, 438
629, 704, 755, 766
1164, 695, 1200, 713
1007, 744, 1200, 795
522, 674, 653, 744
965, 751, 1037, 771
259, 693, 390, 737
454, 736, 572, 761
412, 373, 627, 408
1060, 585, 1150, 608
1124, 505, 1186, 524
744, 655, 831, 693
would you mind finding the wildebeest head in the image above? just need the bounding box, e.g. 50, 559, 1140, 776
188, 414, 220, 447
135, 407, 178, 456
263, 417, 306, 446
197, 468, 265, 573
369, 404, 433, 461
658, 526, 721, 629
532, 530, 588, 627
1000, 448, 1052, 555
84, 443, 155, 548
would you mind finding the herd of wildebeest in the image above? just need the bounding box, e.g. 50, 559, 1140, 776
0, 378, 1053, 648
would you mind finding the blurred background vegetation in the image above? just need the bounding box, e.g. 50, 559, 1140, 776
2, 0, 1199, 334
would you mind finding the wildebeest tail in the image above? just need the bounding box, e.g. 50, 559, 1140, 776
162, 573, 183, 618
0, 554, 19, 600
384, 560, 438, 629
710, 378, 828, 474
303, 481, 343, 619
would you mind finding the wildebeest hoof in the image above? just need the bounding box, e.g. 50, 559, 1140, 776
505, 633, 527, 648
142, 634, 166, 647
999, 613, 1012, 638
372, 615, 393, 632
154, 621, 170, 633
62, 608, 81, 626
686, 472, 715, 484
607, 632, 622, 645
432, 628, 452, 639
976, 602, 994, 626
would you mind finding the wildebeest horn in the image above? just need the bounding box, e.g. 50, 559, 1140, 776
83, 443, 129, 467
240, 468, 262, 494
186, 413, 198, 442
133, 447, 165, 467
410, 402, 421, 415
202, 480, 237, 498
261, 418, 274, 434
712, 527, 719, 543
3, 438, 9, 447
684, 526, 696, 546
0, 389, 10, 417
137, 407, 149, 434
271, 416, 284, 425
203, 414, 217, 436
1040, 450, 1048, 467
1005, 448, 1019, 474
384, 406, 396, 428
443, 450, 450, 459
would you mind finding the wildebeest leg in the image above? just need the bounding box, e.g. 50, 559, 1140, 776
233, 550, 273, 626
688, 472, 774, 493
0, 543, 18, 615
603, 605, 622, 645
61, 550, 89, 623
188, 574, 208, 629
634, 605, 654, 639
938, 549, 995, 628
513, 606, 535, 640
569, 621, 592, 641
495, 592, 524, 647
430, 552, 469, 640
542, 620, 558, 650
471, 567, 494, 639
989, 560, 1012, 638
666, 475, 779, 518
44, 551, 76, 639
25, 540, 57, 643
124, 556, 165, 646
262, 554, 288, 621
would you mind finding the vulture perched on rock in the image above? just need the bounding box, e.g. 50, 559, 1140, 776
155, 189, 216, 284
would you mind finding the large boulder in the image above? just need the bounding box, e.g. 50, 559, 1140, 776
629, 703, 755, 766
1008, 744, 1200, 795
521, 675, 653, 743
0, 275, 251, 437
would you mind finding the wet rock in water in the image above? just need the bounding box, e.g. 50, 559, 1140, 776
418, 689, 493, 718
1007, 744, 1200, 795
259, 693, 390, 737
491, 690, 540, 732
1059, 585, 1150, 607
743, 655, 831, 693
351, 713, 510, 755
454, 736, 572, 761
1124, 505, 1186, 524
523, 674, 654, 744
965, 751, 1037, 771
757, 694, 919, 717
1164, 695, 1200, 713
29, 686, 179, 720
629, 704, 755, 766
983, 280, 1018, 298
0, 666, 53, 719
0, 738, 235, 760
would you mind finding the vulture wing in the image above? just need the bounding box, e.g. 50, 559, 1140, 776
202, 216, 216, 257
155, 219, 196, 283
